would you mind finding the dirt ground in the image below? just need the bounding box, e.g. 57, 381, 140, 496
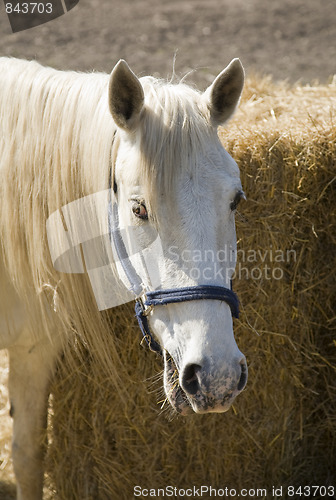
0, 0, 335, 86
0, 0, 335, 497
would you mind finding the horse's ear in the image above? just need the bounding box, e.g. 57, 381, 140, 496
109, 60, 144, 131
204, 58, 244, 126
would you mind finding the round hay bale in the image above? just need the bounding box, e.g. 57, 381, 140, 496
46, 77, 336, 499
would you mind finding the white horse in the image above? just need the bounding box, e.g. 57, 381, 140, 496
0, 56, 247, 500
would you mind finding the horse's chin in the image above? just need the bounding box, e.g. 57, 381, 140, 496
163, 351, 193, 416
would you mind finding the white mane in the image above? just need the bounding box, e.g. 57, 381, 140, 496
0, 59, 119, 369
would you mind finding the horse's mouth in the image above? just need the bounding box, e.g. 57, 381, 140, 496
163, 351, 193, 416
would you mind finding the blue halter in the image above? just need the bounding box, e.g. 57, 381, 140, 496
134, 285, 239, 355
108, 135, 239, 356
108, 200, 240, 356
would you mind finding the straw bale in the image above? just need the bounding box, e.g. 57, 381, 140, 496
46, 77, 336, 499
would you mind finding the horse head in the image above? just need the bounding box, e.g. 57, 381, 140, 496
109, 59, 247, 415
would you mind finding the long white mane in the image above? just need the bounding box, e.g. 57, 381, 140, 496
0, 58, 214, 374
0, 59, 119, 374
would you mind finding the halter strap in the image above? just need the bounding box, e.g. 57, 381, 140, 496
142, 285, 239, 315
108, 201, 143, 296
108, 132, 239, 357
109, 199, 240, 356
134, 285, 239, 355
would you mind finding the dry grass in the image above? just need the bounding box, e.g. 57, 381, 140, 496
1, 76, 335, 498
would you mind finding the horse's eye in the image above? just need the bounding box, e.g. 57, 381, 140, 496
132, 202, 148, 220
230, 190, 245, 212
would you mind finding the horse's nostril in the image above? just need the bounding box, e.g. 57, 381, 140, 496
181, 363, 202, 396
237, 359, 248, 392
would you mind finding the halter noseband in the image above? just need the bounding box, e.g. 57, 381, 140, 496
108, 133, 239, 356
134, 285, 239, 355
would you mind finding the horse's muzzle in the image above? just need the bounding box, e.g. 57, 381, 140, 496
163, 351, 248, 415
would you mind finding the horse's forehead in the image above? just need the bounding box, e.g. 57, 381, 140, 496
176, 143, 241, 192
117, 133, 240, 200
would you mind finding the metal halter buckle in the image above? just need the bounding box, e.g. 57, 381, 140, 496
137, 291, 154, 317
